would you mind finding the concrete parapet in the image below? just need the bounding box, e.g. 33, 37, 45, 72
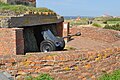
0, 14, 64, 28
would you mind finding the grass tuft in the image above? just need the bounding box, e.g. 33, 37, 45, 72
25, 73, 54, 80
0, 2, 54, 14
98, 69, 120, 80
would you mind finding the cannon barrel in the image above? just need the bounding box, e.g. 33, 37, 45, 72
63, 32, 81, 39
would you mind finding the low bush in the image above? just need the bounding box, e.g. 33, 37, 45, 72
92, 23, 102, 27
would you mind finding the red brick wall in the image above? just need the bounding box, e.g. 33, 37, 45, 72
0, 28, 24, 55
70, 27, 120, 43
0, 47, 120, 80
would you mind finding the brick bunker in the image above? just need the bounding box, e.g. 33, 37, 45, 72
0, 12, 64, 55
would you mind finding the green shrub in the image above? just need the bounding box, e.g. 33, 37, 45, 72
98, 69, 120, 80
25, 73, 54, 80
92, 23, 102, 27
104, 23, 120, 31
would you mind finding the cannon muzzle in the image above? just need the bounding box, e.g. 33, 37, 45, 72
63, 32, 81, 39
74, 32, 81, 36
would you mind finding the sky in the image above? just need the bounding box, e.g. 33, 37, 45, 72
36, 0, 120, 17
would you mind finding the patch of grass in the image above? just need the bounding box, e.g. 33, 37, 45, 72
0, 2, 54, 14
25, 73, 54, 80
92, 23, 102, 28
98, 69, 120, 80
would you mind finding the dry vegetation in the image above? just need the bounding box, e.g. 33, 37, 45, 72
0, 2, 54, 15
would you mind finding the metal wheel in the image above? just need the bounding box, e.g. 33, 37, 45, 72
40, 40, 56, 52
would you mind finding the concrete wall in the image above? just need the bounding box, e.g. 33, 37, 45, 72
0, 15, 64, 28
9, 15, 63, 28
63, 22, 70, 42
0, 28, 24, 55
0, 47, 120, 80
23, 27, 39, 53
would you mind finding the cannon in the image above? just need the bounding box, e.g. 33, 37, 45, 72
40, 29, 81, 52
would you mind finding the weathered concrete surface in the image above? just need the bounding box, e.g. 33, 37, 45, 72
0, 14, 64, 28
24, 28, 39, 53
0, 71, 13, 80
0, 73, 10, 80
0, 17, 10, 28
